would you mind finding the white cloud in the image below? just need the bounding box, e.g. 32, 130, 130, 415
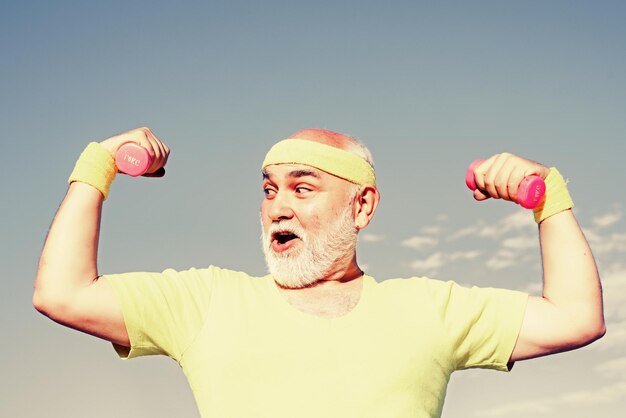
602, 267, 626, 322
595, 356, 626, 379
449, 210, 536, 242
592, 210, 622, 228
583, 210, 626, 256
502, 235, 538, 250
590, 266, 626, 352
475, 382, 626, 417
449, 224, 480, 240
582, 228, 603, 242
409, 250, 482, 275
448, 221, 508, 240
448, 250, 482, 261
486, 249, 517, 270
402, 235, 438, 251
443, 210, 540, 271
420, 225, 442, 235
486, 257, 515, 270
410, 252, 444, 273
477, 224, 503, 239
556, 381, 626, 406
476, 400, 552, 417
595, 320, 626, 352
589, 233, 626, 255
408, 209, 540, 273
501, 210, 537, 230
448, 211, 541, 271
523, 281, 543, 294
360, 233, 384, 243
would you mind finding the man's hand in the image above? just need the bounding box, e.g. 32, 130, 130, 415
469, 153, 608, 362
469, 152, 550, 205
466, 152, 604, 362
33, 127, 171, 348
100, 127, 170, 177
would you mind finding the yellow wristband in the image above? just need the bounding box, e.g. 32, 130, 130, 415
68, 142, 117, 200
533, 167, 574, 223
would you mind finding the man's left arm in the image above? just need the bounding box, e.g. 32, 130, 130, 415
511, 209, 605, 361
471, 153, 606, 362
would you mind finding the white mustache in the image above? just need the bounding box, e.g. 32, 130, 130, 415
266, 221, 307, 243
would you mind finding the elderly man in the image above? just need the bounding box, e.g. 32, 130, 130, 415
34, 127, 605, 417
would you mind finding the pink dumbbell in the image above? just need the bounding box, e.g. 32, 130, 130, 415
115, 143, 152, 177
466, 159, 546, 209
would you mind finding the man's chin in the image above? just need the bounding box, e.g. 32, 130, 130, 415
267, 260, 320, 289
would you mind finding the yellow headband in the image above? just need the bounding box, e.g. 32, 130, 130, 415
262, 139, 376, 186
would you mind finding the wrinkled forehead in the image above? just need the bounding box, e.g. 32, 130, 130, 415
262, 139, 376, 186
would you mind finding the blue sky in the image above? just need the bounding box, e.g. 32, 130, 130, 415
2, 1, 625, 417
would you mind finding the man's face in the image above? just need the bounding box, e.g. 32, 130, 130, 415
260, 163, 358, 288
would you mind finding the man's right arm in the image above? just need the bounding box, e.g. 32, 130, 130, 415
33, 127, 169, 348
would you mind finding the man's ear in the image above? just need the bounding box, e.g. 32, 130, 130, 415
354, 185, 380, 230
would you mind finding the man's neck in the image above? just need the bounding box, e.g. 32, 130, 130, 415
275, 260, 365, 318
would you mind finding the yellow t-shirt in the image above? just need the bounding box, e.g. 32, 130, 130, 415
105, 266, 527, 418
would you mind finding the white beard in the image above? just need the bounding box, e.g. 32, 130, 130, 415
261, 205, 358, 288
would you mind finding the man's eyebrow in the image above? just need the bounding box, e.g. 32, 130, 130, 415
261, 168, 321, 181
288, 169, 320, 179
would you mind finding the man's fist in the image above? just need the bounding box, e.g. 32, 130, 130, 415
469, 152, 549, 204
100, 127, 170, 177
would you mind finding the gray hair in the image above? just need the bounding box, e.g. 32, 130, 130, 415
342, 135, 375, 203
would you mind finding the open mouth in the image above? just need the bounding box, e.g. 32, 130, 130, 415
271, 230, 300, 252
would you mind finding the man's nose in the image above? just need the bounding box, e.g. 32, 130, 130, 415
268, 191, 295, 221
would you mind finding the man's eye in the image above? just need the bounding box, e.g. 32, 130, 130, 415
295, 187, 312, 194
263, 188, 276, 196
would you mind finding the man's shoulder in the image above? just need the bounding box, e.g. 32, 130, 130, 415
163, 265, 269, 286
373, 275, 457, 291
161, 265, 261, 278
368, 275, 451, 300
371, 275, 527, 316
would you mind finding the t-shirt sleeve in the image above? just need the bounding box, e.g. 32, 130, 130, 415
436, 281, 528, 371
103, 266, 215, 361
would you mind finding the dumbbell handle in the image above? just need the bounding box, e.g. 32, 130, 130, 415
115, 143, 152, 177
465, 160, 545, 209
